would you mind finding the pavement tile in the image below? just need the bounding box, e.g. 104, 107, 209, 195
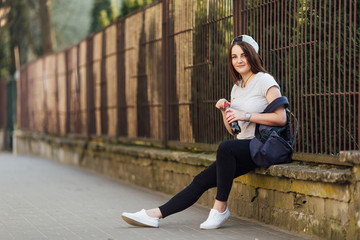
0, 152, 318, 240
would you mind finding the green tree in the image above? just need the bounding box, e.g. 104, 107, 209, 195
98, 10, 110, 29
39, 0, 56, 54
89, 0, 118, 34
119, 0, 152, 17
0, 21, 10, 80
1, 0, 58, 76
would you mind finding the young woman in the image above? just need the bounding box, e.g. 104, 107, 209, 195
121, 35, 287, 229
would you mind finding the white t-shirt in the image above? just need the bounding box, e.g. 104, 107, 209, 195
230, 72, 279, 139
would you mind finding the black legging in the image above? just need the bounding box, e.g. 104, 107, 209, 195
159, 139, 258, 218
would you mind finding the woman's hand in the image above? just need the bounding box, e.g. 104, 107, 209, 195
215, 98, 229, 111
225, 108, 246, 123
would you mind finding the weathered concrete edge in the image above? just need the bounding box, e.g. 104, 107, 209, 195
15, 130, 353, 184
341, 151, 360, 165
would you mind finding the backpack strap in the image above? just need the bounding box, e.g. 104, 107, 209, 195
257, 96, 298, 147
262, 96, 289, 113
287, 108, 298, 147
254, 97, 289, 137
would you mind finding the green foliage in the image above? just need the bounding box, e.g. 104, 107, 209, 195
0, 30, 10, 80
109, 0, 118, 21
0, 2, 10, 80
98, 10, 110, 29
119, 0, 152, 17
89, 0, 118, 33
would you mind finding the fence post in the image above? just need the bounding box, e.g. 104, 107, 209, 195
42, 58, 48, 133
55, 53, 60, 134
86, 36, 96, 137
65, 50, 71, 134
162, 0, 170, 147
0, 79, 7, 150
233, 0, 247, 36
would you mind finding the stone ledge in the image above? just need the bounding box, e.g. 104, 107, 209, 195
89, 141, 352, 184
340, 151, 360, 165
255, 163, 352, 184
15, 130, 353, 184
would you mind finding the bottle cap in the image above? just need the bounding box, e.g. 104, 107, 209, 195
224, 102, 230, 108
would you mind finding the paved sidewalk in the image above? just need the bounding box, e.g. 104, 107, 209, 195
0, 152, 317, 240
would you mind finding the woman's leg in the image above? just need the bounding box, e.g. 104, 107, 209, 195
215, 139, 257, 202
200, 139, 257, 229
122, 164, 218, 228
159, 139, 257, 218
158, 161, 218, 218
122, 139, 257, 227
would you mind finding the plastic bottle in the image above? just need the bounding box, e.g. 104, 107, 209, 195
224, 102, 241, 135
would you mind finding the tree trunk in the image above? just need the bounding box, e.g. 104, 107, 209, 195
39, 0, 56, 54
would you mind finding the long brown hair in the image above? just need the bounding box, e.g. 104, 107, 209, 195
227, 41, 267, 84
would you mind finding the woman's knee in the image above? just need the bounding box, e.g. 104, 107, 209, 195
217, 140, 233, 159
190, 167, 216, 190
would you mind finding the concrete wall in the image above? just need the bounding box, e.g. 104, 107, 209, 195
14, 130, 360, 240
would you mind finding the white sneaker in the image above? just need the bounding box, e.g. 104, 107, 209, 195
122, 209, 159, 228
200, 207, 230, 229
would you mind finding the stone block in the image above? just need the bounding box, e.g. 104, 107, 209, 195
303, 196, 325, 218
340, 151, 360, 165
353, 166, 360, 181
324, 199, 349, 225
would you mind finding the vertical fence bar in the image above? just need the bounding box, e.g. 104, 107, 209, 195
76, 43, 81, 135
318, 0, 323, 153
162, 0, 170, 147
65, 50, 70, 134
304, 0, 309, 153
86, 36, 96, 137
100, 29, 108, 136
333, 0, 337, 154
55, 53, 60, 134
327, 0, 331, 154
1, 79, 7, 148
356, 0, 360, 150
16, 74, 21, 132
358, 0, 360, 150
0, 80, 6, 130
344, 0, 348, 151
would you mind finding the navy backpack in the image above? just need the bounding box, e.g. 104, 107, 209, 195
249, 96, 298, 168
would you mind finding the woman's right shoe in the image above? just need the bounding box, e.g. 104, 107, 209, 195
200, 207, 230, 229
122, 209, 159, 228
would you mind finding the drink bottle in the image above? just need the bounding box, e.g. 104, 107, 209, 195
224, 102, 241, 135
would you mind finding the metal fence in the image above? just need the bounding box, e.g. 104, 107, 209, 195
0, 79, 6, 130
165, 0, 234, 145
0, 78, 16, 149
234, 0, 360, 159
18, 0, 359, 162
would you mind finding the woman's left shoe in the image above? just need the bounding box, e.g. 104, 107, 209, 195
200, 207, 230, 229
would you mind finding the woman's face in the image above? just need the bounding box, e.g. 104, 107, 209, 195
231, 45, 251, 76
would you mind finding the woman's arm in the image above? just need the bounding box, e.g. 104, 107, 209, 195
216, 98, 234, 135
225, 86, 287, 127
